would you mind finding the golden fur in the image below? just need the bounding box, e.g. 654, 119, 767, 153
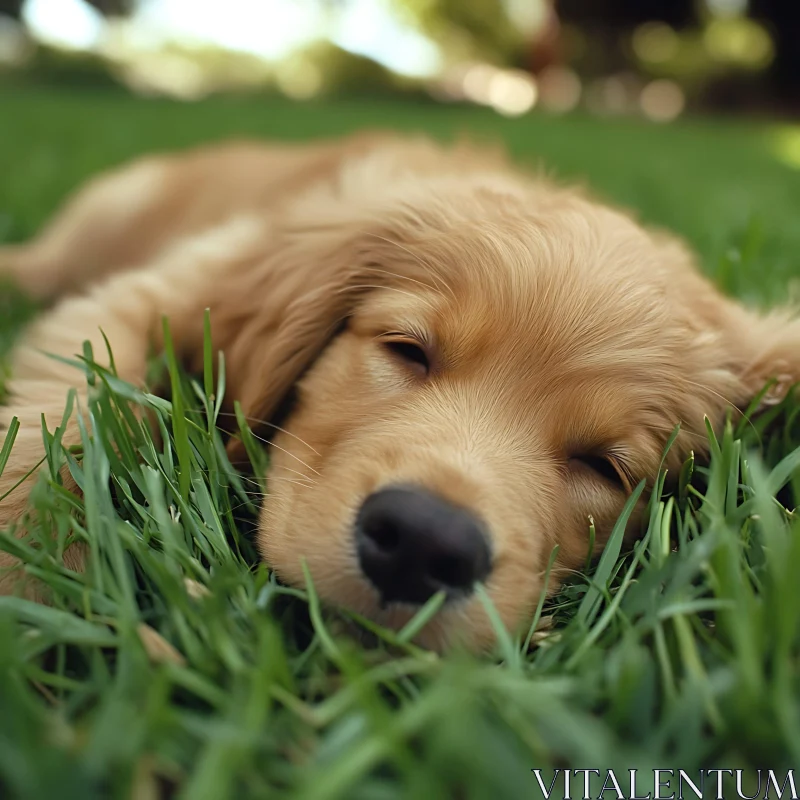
1, 133, 798, 651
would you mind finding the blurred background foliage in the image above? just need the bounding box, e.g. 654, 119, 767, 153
0, 0, 796, 123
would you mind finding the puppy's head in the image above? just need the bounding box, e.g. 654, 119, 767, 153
222, 140, 800, 651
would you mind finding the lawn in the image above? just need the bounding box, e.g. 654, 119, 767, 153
1, 85, 800, 799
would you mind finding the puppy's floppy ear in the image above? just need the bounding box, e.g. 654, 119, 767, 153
213, 218, 421, 458
729, 308, 800, 408
660, 232, 800, 437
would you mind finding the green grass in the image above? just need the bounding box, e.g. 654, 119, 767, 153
1, 86, 800, 799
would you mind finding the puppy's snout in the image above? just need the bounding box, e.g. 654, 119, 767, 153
355, 486, 491, 605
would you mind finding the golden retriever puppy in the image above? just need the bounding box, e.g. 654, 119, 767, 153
0, 133, 798, 651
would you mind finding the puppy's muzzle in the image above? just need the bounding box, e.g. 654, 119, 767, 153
355, 485, 492, 605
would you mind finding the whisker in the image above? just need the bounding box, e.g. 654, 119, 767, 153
271, 464, 319, 485
266, 476, 317, 489
223, 415, 321, 455
223, 476, 316, 501
182, 407, 321, 456
647, 423, 714, 446
234, 474, 268, 489
263, 439, 322, 477
265, 477, 317, 490
225, 488, 265, 498
681, 380, 759, 440
682, 379, 744, 414
228, 499, 257, 514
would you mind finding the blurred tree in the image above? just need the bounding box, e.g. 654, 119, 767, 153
84, 0, 136, 14
0, 0, 136, 18
557, 0, 695, 28
399, 0, 528, 63
750, 0, 799, 107
0, 0, 138, 19
0, 0, 23, 16
555, 0, 697, 74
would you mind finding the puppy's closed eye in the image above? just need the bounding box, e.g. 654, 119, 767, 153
569, 454, 631, 493
379, 334, 430, 377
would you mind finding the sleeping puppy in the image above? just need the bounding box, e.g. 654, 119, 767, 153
0, 133, 798, 651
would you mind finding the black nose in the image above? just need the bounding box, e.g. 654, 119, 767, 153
355, 486, 492, 605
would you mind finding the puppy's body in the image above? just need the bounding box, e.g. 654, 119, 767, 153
1, 133, 798, 650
